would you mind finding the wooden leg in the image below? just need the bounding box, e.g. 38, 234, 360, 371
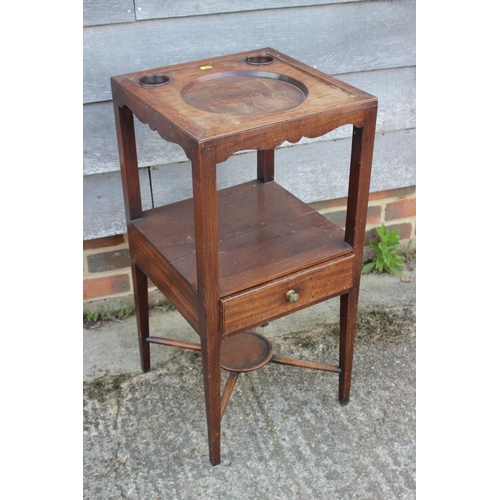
257, 149, 274, 183
131, 263, 150, 372
192, 147, 222, 466
200, 333, 222, 465
338, 289, 359, 405
339, 107, 377, 405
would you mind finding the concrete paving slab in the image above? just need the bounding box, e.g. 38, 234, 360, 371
83, 268, 416, 499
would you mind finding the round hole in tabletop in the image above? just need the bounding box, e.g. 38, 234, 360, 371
244, 55, 275, 65
138, 74, 171, 87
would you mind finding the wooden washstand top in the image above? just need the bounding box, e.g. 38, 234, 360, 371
110, 47, 377, 147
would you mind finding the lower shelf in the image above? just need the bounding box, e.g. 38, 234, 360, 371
133, 180, 353, 299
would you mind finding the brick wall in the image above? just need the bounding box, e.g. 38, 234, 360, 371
83, 185, 416, 315
311, 185, 416, 249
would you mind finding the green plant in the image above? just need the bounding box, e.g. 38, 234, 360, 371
86, 310, 99, 322
362, 224, 405, 275
84, 301, 134, 326
99, 304, 113, 321
116, 300, 133, 320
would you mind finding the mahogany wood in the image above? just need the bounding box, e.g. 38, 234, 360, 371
220, 332, 273, 372
113, 104, 142, 223
146, 337, 201, 351
191, 148, 222, 465
131, 180, 352, 298
220, 255, 354, 335
181, 73, 307, 115
113, 103, 151, 371
111, 47, 378, 466
339, 106, 377, 405
271, 356, 342, 374
131, 264, 150, 372
128, 224, 199, 332
220, 372, 239, 419
257, 149, 274, 183
110, 47, 376, 163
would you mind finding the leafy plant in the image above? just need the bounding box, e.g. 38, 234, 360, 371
362, 224, 405, 275
86, 310, 99, 322
84, 300, 134, 326
99, 304, 113, 321
116, 300, 133, 320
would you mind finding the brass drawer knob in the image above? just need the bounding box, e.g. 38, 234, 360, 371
286, 289, 300, 303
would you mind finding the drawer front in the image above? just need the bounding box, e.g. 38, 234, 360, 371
220, 254, 354, 335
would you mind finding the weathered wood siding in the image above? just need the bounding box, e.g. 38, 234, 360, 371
83, 0, 416, 240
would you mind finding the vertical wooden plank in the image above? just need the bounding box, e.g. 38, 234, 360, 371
191, 147, 222, 465
84, 2, 416, 104
257, 149, 275, 183
339, 104, 378, 404
83, 0, 135, 27
135, 0, 360, 22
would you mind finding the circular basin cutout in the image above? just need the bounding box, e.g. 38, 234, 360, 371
138, 74, 171, 88
182, 71, 307, 116
244, 55, 275, 66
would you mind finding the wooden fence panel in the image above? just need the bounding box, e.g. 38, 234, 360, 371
83, 129, 416, 240
83, 169, 152, 239
83, 0, 135, 27
149, 128, 416, 208
134, 0, 362, 21
83, 66, 415, 175
83, 102, 188, 176
83, 0, 416, 103
82, 0, 416, 240
84, 128, 415, 240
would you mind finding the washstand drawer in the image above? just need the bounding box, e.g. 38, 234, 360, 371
220, 254, 354, 335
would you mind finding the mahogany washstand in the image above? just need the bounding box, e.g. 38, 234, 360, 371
111, 48, 378, 465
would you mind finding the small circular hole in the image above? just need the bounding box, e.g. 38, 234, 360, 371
138, 74, 171, 87
244, 55, 275, 66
